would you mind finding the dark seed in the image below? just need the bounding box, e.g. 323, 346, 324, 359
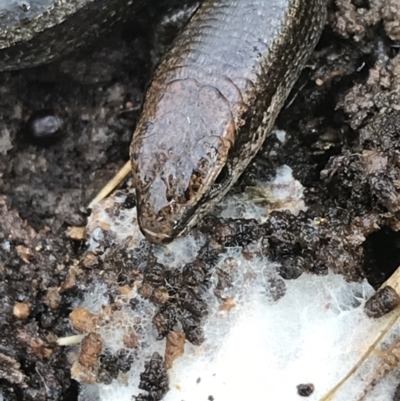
124, 193, 136, 209
364, 286, 400, 318
297, 383, 315, 397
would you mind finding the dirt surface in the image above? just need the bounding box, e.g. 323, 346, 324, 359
1, 0, 400, 400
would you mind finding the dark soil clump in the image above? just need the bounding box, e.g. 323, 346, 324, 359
1, 0, 400, 399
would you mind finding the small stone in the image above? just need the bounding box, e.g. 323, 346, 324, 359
16, 245, 34, 263
44, 287, 61, 309
60, 267, 78, 292
81, 252, 99, 269
25, 110, 63, 145
69, 306, 99, 333
13, 302, 30, 319
66, 226, 86, 241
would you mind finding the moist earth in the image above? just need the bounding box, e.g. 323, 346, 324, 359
1, 0, 400, 400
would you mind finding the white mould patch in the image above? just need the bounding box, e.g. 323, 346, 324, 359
79, 170, 398, 401
164, 258, 376, 401
86, 191, 144, 252
153, 232, 205, 269
77, 282, 110, 314
216, 164, 306, 221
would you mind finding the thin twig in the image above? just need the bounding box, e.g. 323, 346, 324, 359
88, 160, 131, 209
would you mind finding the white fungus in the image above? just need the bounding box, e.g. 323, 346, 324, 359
76, 167, 400, 401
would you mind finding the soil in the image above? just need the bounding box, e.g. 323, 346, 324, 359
1, 0, 400, 400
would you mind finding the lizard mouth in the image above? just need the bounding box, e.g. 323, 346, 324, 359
139, 226, 174, 245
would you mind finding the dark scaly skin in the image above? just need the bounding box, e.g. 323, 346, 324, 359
130, 0, 327, 244
1, 0, 327, 244
0, 0, 201, 71
0, 0, 140, 71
